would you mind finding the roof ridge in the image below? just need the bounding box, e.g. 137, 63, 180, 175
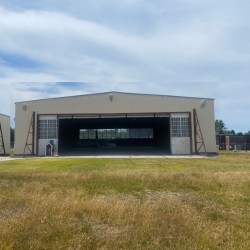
15, 91, 214, 104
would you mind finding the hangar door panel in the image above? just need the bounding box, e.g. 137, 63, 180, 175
171, 113, 191, 155
38, 115, 58, 156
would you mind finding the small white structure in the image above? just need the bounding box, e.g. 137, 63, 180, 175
0, 114, 10, 155
45, 141, 56, 156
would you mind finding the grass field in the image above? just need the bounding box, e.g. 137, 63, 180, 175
0, 152, 249, 249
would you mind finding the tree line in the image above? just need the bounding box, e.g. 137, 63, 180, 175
215, 120, 250, 135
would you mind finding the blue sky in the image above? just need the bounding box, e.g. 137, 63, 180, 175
0, 0, 249, 132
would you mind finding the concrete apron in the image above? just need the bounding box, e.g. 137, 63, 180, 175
0, 157, 24, 162
0, 155, 210, 160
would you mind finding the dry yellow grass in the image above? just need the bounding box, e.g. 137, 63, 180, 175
0, 152, 249, 249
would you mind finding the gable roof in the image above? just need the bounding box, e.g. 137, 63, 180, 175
15, 91, 214, 104
0, 113, 10, 117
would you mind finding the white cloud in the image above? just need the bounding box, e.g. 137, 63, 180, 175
0, 6, 231, 67
0, 2, 250, 132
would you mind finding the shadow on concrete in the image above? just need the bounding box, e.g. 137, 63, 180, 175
59, 146, 171, 157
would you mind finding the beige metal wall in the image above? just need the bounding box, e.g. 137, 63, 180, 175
14, 92, 216, 155
0, 114, 10, 155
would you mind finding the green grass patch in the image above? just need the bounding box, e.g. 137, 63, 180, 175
0, 151, 250, 249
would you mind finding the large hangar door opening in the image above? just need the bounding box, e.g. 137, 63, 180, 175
58, 116, 170, 155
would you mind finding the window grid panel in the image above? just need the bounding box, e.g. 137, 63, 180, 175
48, 120, 57, 138
88, 129, 96, 139
171, 117, 190, 138
39, 120, 47, 139
39, 120, 57, 139
79, 128, 155, 140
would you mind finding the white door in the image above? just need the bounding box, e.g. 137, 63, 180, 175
171, 113, 191, 155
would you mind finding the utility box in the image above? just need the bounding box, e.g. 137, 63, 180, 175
0, 114, 10, 155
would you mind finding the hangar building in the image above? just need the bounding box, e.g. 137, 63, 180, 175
14, 92, 217, 156
0, 114, 10, 155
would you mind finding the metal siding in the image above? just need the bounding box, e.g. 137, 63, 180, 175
171, 138, 191, 155
38, 139, 58, 156
0, 115, 10, 155
194, 101, 216, 154
15, 105, 34, 155
14, 93, 217, 155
